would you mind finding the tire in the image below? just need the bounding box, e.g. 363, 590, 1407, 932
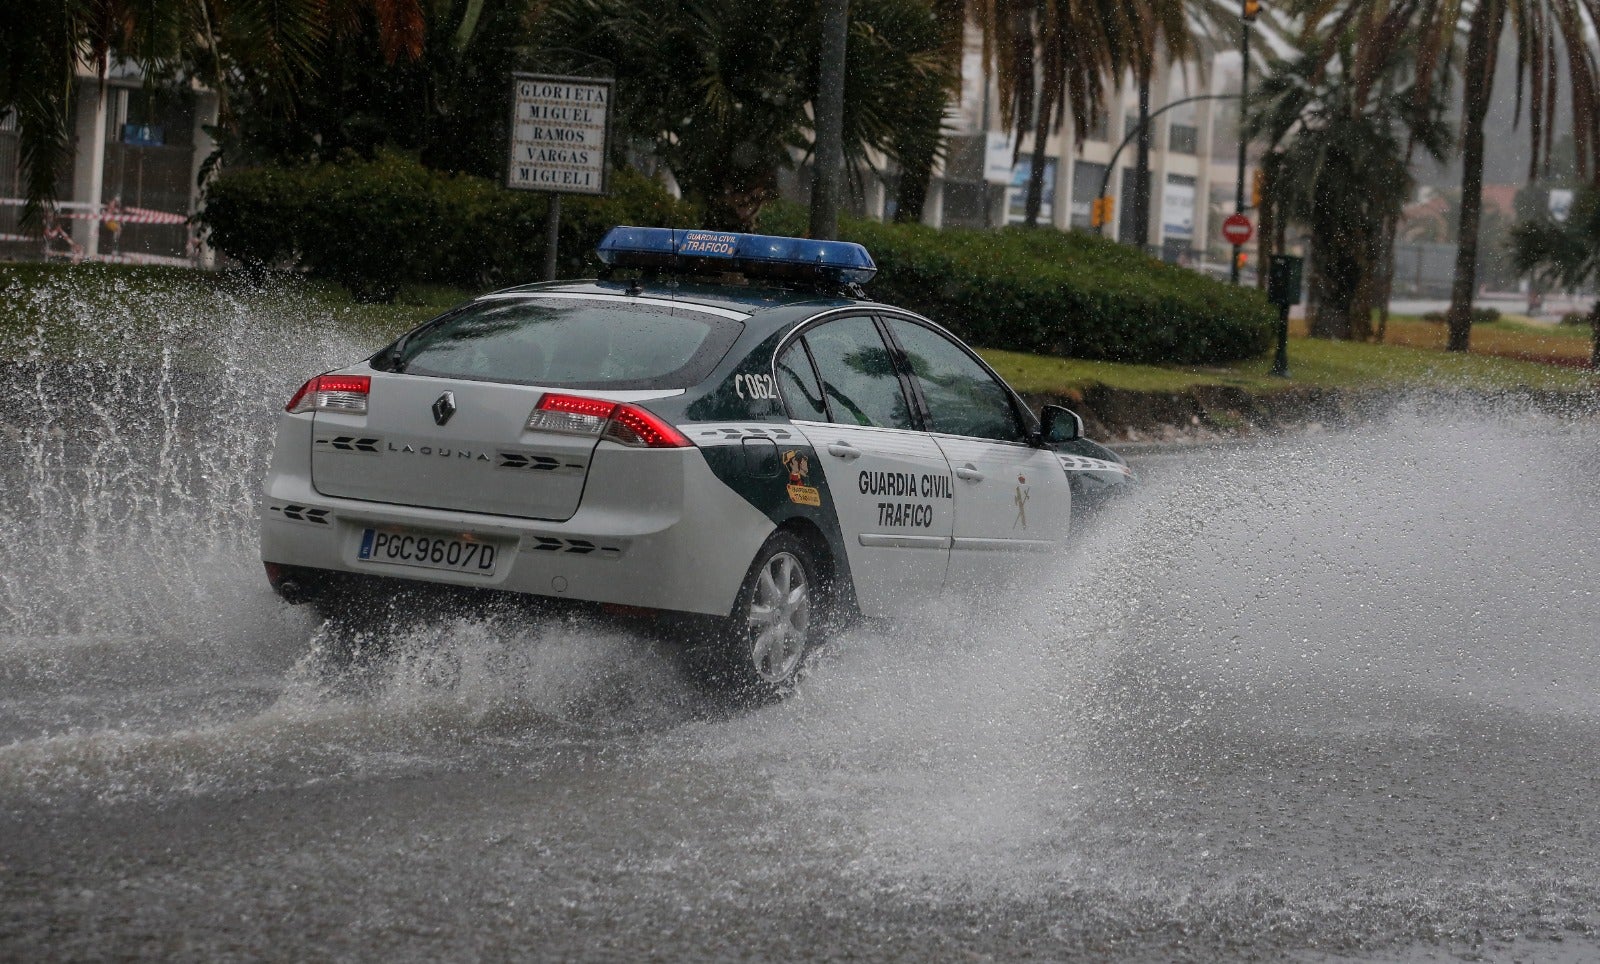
716, 531, 827, 700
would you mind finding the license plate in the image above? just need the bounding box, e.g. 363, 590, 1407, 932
357, 528, 499, 575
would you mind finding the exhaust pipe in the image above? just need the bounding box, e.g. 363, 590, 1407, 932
264, 562, 319, 605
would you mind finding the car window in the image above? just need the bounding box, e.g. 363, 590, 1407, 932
386, 297, 741, 390
775, 340, 828, 421
886, 318, 1026, 442
802, 316, 916, 430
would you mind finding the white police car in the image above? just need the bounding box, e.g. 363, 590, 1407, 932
261, 227, 1133, 695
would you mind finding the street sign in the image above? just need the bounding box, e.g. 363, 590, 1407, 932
983, 132, 1015, 184
508, 73, 613, 195
1221, 213, 1254, 245
1549, 188, 1575, 222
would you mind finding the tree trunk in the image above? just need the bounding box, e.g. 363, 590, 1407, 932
893, 100, 939, 223
1445, 0, 1505, 352
1350, 235, 1376, 342
1023, 98, 1051, 227
893, 155, 933, 224
1309, 217, 1359, 339
1590, 300, 1600, 370
809, 0, 850, 240
1375, 209, 1398, 342
1308, 254, 1337, 338
1132, 72, 1151, 249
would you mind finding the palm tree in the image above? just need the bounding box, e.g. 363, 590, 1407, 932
892, 0, 965, 223
1510, 186, 1600, 367
535, 0, 954, 232
975, 0, 1126, 229
1286, 0, 1460, 335
1250, 29, 1451, 339
971, 0, 1250, 233
0, 0, 424, 223
229, 0, 536, 176
1295, 0, 1600, 352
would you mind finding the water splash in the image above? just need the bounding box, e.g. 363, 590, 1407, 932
0, 271, 371, 638
4, 267, 1600, 958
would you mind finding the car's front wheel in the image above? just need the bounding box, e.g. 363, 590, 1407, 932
716, 532, 825, 700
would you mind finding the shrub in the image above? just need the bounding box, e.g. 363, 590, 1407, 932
760, 202, 1274, 364
1559, 311, 1589, 327
198, 153, 698, 300
196, 165, 306, 275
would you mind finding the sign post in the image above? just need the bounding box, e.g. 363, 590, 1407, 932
1265, 254, 1303, 378
508, 73, 614, 280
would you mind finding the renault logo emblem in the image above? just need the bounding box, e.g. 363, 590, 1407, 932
431, 391, 457, 426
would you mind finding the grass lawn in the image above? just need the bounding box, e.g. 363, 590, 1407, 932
3, 261, 1593, 397
984, 318, 1594, 396
1377, 314, 1593, 368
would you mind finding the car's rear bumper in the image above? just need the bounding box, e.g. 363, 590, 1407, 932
260, 422, 775, 617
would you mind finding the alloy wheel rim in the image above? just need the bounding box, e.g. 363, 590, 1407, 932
746, 551, 811, 683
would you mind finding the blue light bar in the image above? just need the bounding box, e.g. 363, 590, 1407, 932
596, 226, 877, 285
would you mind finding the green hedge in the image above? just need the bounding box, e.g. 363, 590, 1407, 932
760, 203, 1274, 364
198, 153, 698, 300
201, 158, 1272, 362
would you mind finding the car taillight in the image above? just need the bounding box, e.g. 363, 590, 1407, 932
286, 374, 371, 415
526, 393, 616, 436
604, 405, 690, 448
526, 393, 689, 448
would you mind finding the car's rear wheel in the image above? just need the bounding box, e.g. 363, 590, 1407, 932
715, 532, 825, 700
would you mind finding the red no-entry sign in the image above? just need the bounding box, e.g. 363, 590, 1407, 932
1222, 213, 1254, 246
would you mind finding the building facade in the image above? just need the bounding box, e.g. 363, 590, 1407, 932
0, 62, 218, 266
779, 34, 1260, 275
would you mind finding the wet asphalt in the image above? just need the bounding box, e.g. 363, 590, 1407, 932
3, 277, 1600, 961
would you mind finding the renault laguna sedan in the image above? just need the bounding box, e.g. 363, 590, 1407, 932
261, 227, 1133, 695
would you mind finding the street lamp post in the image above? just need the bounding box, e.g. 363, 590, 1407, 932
1232, 0, 1259, 284
1094, 93, 1238, 240
1132, 76, 1151, 249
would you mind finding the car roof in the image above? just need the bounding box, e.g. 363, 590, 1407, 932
485, 279, 877, 331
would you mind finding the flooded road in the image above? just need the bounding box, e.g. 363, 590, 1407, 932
3, 276, 1600, 961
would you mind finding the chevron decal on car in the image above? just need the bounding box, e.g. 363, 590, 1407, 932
1059, 454, 1133, 476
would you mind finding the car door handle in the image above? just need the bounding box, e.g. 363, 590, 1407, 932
826, 442, 862, 461
954, 464, 984, 482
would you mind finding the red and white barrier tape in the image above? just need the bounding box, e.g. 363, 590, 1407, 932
0, 198, 189, 225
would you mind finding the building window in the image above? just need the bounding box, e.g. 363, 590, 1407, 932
1070, 160, 1107, 230
1006, 158, 1057, 224
1169, 123, 1199, 155
1162, 173, 1197, 256
941, 180, 992, 228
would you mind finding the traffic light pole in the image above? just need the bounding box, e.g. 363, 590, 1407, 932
1231, 11, 1252, 284
1093, 93, 1236, 235
1132, 76, 1151, 248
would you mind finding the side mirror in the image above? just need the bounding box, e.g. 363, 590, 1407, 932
1037, 404, 1083, 445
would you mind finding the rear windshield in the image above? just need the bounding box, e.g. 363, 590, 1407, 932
379, 297, 743, 390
